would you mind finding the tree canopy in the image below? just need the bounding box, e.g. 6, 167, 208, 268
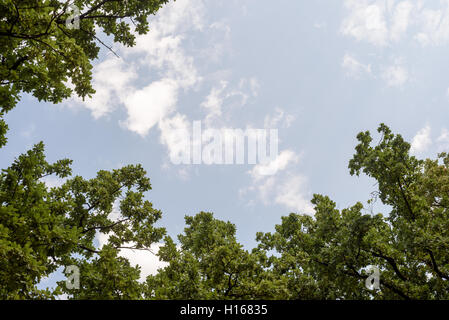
0, 0, 170, 147
145, 212, 288, 300
146, 125, 448, 300
0, 142, 165, 299
2, 124, 447, 299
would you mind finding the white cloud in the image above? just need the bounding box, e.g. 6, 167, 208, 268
117, 0, 203, 136
129, 31, 200, 89
245, 172, 314, 215
204, 21, 232, 62
342, 0, 449, 47
158, 113, 193, 163
242, 149, 314, 215
201, 77, 259, 126
254, 176, 276, 204
341, 0, 389, 46
414, 2, 449, 46
264, 107, 295, 129
153, 0, 205, 34
68, 57, 137, 118
342, 53, 372, 78
122, 79, 179, 136
201, 81, 227, 125
71, 0, 204, 131
382, 62, 408, 87
241, 77, 260, 98
65, 0, 265, 172
249, 150, 299, 178
177, 167, 192, 180
390, 1, 414, 41
275, 174, 314, 215
437, 128, 449, 151
411, 125, 432, 154
210, 21, 231, 36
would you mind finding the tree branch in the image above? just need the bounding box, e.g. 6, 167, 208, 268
81, 218, 130, 234
425, 248, 449, 281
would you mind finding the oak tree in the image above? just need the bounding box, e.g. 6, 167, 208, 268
257, 124, 449, 299
0, 0, 170, 147
146, 212, 288, 300
0, 142, 165, 299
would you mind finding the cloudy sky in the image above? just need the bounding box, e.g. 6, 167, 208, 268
3, 0, 449, 283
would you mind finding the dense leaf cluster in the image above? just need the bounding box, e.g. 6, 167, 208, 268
0, 0, 170, 146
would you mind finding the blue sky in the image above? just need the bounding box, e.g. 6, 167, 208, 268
2, 0, 449, 283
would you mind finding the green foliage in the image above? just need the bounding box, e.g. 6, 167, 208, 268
257, 124, 449, 299
0, 142, 165, 299
58, 245, 144, 299
0, 123, 448, 300
146, 212, 288, 300
0, 0, 170, 147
